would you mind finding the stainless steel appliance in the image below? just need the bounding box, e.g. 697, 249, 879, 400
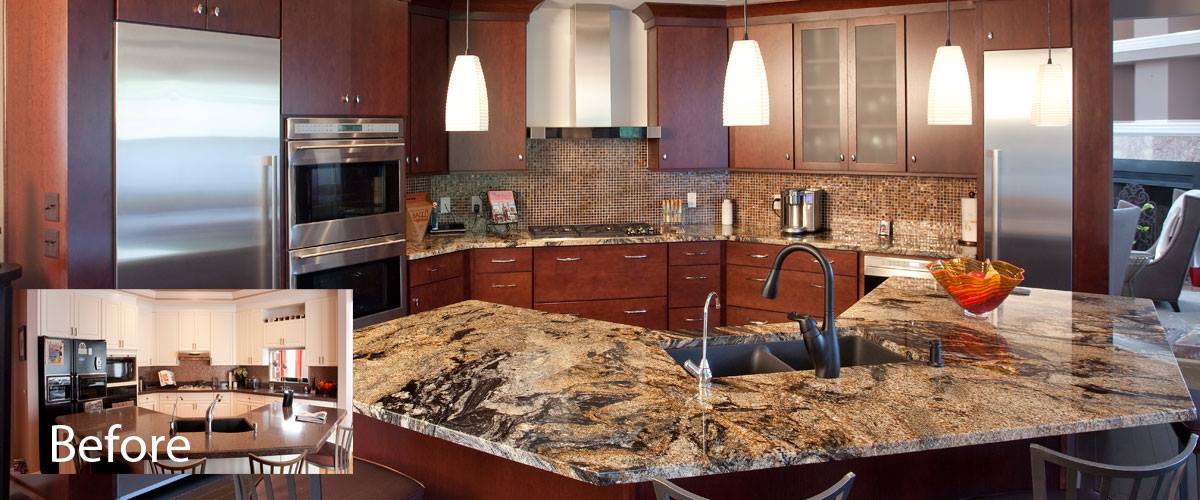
984, 49, 1074, 290
106, 355, 136, 386
115, 23, 281, 288
291, 234, 407, 328
862, 255, 935, 294
527, 223, 661, 239
778, 188, 825, 235
286, 117, 406, 250
37, 338, 107, 472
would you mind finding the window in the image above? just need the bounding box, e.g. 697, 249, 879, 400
269, 349, 308, 382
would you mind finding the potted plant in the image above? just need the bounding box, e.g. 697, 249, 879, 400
231, 366, 249, 387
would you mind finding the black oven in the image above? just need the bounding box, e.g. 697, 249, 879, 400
106, 356, 136, 384
76, 373, 107, 403
290, 234, 406, 328
286, 117, 406, 250
105, 385, 137, 409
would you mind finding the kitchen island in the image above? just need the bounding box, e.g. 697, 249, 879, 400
354, 278, 1195, 499
56, 402, 344, 473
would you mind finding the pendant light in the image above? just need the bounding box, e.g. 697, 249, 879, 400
926, 0, 972, 125
722, 0, 769, 127
1030, 0, 1069, 127
446, 0, 489, 132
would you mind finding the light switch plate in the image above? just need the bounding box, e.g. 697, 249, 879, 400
439, 197, 452, 214
44, 193, 60, 222
43, 229, 59, 258
687, 192, 697, 208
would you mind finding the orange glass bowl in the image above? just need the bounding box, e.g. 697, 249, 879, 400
928, 258, 1025, 317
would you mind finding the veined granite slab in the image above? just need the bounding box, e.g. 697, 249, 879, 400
407, 225, 966, 260
353, 278, 1196, 486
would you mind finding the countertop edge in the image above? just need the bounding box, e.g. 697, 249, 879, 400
139, 387, 337, 403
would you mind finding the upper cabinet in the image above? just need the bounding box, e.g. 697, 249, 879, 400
448, 19, 527, 172
905, 10, 983, 176
210, 311, 237, 366
408, 12, 450, 176
848, 16, 906, 173
728, 24, 794, 171
236, 308, 267, 366
136, 304, 156, 366
117, 0, 281, 38
795, 20, 849, 171
305, 298, 338, 366
648, 25, 728, 171
35, 290, 103, 340
282, 0, 409, 117
979, 0, 1071, 51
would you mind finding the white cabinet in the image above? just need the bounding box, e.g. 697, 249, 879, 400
179, 310, 212, 352
103, 299, 138, 352
305, 298, 337, 366
210, 311, 236, 366
136, 304, 156, 366
137, 395, 157, 412
264, 319, 305, 348
232, 393, 277, 415
36, 290, 103, 340
236, 309, 266, 366
153, 311, 180, 366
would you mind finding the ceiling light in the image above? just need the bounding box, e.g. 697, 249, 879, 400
722, 0, 769, 127
927, 0, 972, 125
1030, 0, 1069, 127
446, 0, 489, 132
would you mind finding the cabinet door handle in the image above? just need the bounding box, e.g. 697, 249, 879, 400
684, 275, 709, 280
910, 154, 918, 163
683, 251, 708, 256
785, 153, 791, 160
839, 154, 846, 162
747, 254, 769, 259
491, 284, 518, 289
355, 95, 362, 104
810, 283, 824, 289
415, 156, 421, 165
683, 318, 701, 322
490, 258, 517, 263
194, 3, 205, 15
341, 95, 351, 103
747, 277, 766, 282
623, 309, 648, 315
555, 257, 581, 262
749, 320, 768, 326
851, 154, 858, 162
211, 6, 221, 17
624, 255, 648, 259
517, 154, 525, 161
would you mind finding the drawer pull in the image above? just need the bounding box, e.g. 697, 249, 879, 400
555, 257, 581, 262
490, 258, 517, 263
747, 277, 766, 282
684, 251, 709, 256
749, 320, 768, 326
684, 275, 709, 280
624, 255, 649, 259
624, 309, 648, 315
491, 284, 518, 289
428, 266, 442, 272
810, 283, 824, 289
748, 254, 769, 259
683, 318, 702, 322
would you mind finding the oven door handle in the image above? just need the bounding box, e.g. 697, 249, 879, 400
294, 142, 406, 151
295, 239, 401, 260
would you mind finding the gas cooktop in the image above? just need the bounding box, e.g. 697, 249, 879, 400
528, 223, 660, 239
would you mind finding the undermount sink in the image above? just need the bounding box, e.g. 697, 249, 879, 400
665, 336, 909, 378
172, 417, 255, 433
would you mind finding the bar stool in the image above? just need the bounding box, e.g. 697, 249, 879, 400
307, 425, 353, 474
248, 453, 308, 474
651, 472, 856, 500
146, 457, 208, 474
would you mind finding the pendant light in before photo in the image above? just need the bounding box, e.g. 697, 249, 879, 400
1030, 0, 1069, 127
722, 0, 769, 127
926, 0, 972, 125
446, 0, 489, 132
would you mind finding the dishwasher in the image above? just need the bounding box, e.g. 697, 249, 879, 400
862, 255, 935, 294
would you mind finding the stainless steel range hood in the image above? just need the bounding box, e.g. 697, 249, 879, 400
527, 3, 660, 139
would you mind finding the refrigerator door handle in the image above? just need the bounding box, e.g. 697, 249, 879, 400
986, 149, 1001, 260
269, 155, 281, 288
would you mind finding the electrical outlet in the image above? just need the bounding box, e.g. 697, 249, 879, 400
772, 194, 782, 211
439, 197, 452, 214
471, 196, 483, 214
687, 192, 697, 208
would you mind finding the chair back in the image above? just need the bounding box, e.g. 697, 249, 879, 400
1110, 201, 1141, 295
1133, 195, 1200, 303
1031, 433, 1197, 500
248, 452, 308, 475
650, 472, 856, 500
806, 472, 856, 500
147, 457, 207, 474
233, 475, 323, 500
333, 425, 354, 472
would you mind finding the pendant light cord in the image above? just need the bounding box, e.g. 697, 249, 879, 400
465, 0, 471, 55
1044, 0, 1053, 64
742, 0, 749, 40
945, 0, 951, 46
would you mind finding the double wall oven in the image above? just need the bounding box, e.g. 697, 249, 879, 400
286, 117, 407, 327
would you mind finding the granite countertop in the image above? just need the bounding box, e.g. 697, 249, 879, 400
57, 402, 346, 459
139, 386, 337, 403
353, 278, 1196, 485
407, 225, 966, 260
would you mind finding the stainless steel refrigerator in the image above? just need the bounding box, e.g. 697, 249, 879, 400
114, 23, 280, 288
983, 48, 1074, 290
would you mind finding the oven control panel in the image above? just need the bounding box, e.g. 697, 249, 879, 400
293, 122, 400, 135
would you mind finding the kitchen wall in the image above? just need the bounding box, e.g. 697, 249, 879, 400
411, 139, 975, 243
138, 359, 338, 393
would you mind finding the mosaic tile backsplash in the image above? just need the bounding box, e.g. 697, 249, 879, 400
410, 140, 975, 242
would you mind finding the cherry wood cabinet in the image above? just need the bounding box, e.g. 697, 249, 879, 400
118, 0, 279, 37
847, 16, 906, 173
471, 272, 533, 309
794, 20, 849, 172
668, 242, 722, 266
725, 265, 858, 318
409, 276, 465, 315
448, 19, 527, 172
905, 11, 982, 176
408, 252, 465, 287
471, 248, 532, 274
408, 13, 449, 176
725, 306, 791, 327
668, 265, 721, 308
282, 0, 408, 117
668, 306, 723, 332
979, 0, 1071, 51
726, 242, 857, 277
728, 23, 794, 171
648, 26, 728, 171
537, 297, 668, 330
533, 245, 667, 303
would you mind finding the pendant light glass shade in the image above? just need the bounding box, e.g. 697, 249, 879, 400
446, 54, 489, 132
1030, 61, 1070, 127
722, 39, 770, 127
926, 45, 972, 125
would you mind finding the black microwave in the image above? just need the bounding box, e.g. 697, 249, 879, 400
106, 356, 136, 384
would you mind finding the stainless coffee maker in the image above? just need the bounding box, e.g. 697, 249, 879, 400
776, 188, 825, 235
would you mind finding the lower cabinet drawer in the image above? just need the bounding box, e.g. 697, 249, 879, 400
409, 252, 466, 287
668, 306, 723, 332
535, 297, 667, 330
470, 272, 533, 309
668, 264, 722, 308
725, 265, 857, 315
409, 276, 465, 314
725, 306, 792, 327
